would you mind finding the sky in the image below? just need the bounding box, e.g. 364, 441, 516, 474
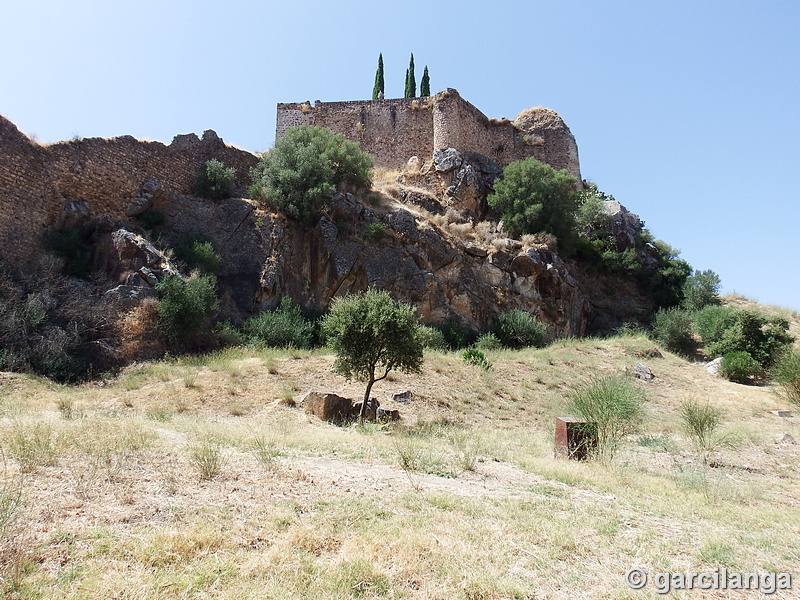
3, 0, 799, 311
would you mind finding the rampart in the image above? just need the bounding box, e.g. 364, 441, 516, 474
0, 116, 258, 264
276, 89, 581, 181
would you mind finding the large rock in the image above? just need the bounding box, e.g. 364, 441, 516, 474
94, 228, 178, 286
601, 200, 643, 251
301, 391, 353, 423
422, 149, 503, 218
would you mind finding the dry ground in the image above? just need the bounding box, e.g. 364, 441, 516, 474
1, 329, 799, 599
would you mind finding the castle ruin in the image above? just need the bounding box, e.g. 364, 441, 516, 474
276, 88, 581, 180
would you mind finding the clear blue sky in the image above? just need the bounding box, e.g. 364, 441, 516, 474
3, 0, 799, 310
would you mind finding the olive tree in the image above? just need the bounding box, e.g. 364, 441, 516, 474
321, 289, 423, 419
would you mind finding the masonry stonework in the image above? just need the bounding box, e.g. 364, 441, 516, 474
276, 89, 582, 181
0, 116, 258, 264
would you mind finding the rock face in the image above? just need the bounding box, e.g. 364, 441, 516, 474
601, 200, 643, 251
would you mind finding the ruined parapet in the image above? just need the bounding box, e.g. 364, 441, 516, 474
513, 107, 581, 182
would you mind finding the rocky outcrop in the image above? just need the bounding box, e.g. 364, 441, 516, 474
153, 189, 589, 337
601, 200, 643, 251
514, 107, 582, 184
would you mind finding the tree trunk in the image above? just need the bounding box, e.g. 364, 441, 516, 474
361, 377, 375, 420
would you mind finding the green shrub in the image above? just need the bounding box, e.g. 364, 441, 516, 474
156, 273, 219, 346
486, 157, 580, 250
195, 159, 236, 200
363, 222, 386, 242
241, 297, 314, 349
136, 209, 165, 231
417, 325, 448, 350
174, 237, 222, 274
772, 351, 800, 405
720, 351, 762, 384
693, 305, 738, 344
650, 307, 698, 357
474, 332, 502, 350
570, 376, 646, 460
704, 310, 793, 368
462, 348, 491, 370
42, 228, 92, 277
681, 400, 723, 462
495, 309, 546, 349
441, 319, 474, 350
251, 126, 373, 225
681, 269, 721, 311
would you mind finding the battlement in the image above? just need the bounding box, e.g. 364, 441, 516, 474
276, 89, 581, 180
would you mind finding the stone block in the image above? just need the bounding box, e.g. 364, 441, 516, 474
554, 417, 597, 460
301, 391, 352, 423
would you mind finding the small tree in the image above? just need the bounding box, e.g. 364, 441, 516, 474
486, 157, 580, 246
420, 66, 430, 96
372, 53, 385, 100
682, 269, 721, 311
322, 289, 423, 419
404, 53, 416, 98
156, 273, 219, 346
251, 126, 373, 225
195, 159, 236, 200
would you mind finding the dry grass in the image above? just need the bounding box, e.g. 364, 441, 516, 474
1, 330, 799, 598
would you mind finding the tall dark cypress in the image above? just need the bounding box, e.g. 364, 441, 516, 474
372, 53, 384, 100
405, 53, 416, 98
420, 65, 430, 96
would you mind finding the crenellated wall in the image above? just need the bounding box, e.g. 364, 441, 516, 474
276, 89, 581, 181
0, 116, 258, 264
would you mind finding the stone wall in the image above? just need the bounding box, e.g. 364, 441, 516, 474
276, 89, 581, 181
0, 115, 258, 264
277, 98, 434, 171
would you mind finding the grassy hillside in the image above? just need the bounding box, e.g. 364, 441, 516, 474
1, 328, 799, 599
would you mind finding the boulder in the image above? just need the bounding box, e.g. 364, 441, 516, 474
601, 200, 643, 251
384, 390, 413, 403
301, 391, 353, 423
631, 362, 654, 381
351, 397, 380, 421
706, 357, 724, 376
775, 433, 796, 445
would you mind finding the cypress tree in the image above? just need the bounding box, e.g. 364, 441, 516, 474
404, 68, 409, 98
372, 53, 384, 100
405, 53, 416, 98
420, 65, 430, 96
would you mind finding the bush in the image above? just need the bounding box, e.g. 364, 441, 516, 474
486, 157, 580, 249
681, 400, 723, 462
363, 222, 386, 242
772, 351, 800, 405
251, 126, 373, 225
495, 310, 546, 349
156, 273, 219, 346
136, 209, 165, 232
720, 351, 762, 384
462, 349, 491, 370
650, 307, 698, 356
569, 376, 646, 460
0, 258, 117, 381
474, 332, 502, 350
704, 310, 793, 368
693, 305, 738, 344
441, 319, 474, 350
681, 269, 721, 311
241, 297, 314, 349
195, 159, 236, 200
174, 237, 222, 274
418, 325, 448, 350
42, 228, 92, 278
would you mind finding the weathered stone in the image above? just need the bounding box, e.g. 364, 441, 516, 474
433, 148, 463, 173
601, 200, 643, 251
464, 245, 488, 258
125, 196, 151, 217
104, 284, 158, 306
383, 390, 413, 403
352, 397, 380, 421
706, 357, 724, 375
775, 433, 796, 445
93, 228, 177, 284
631, 362, 655, 381
376, 408, 401, 422
405, 156, 422, 173
771, 410, 793, 418
62, 198, 92, 229
301, 391, 353, 423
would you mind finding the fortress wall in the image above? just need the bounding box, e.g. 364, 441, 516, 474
433, 90, 546, 167
276, 98, 434, 170
0, 117, 258, 264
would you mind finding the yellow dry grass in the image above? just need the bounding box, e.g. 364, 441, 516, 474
1, 332, 799, 598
